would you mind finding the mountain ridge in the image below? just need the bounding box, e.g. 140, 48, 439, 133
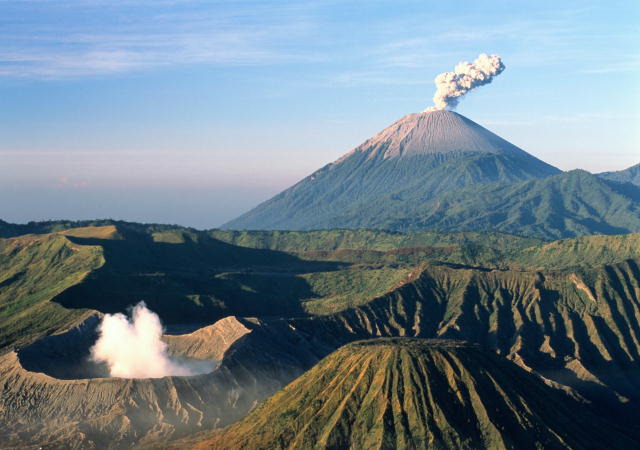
223, 110, 562, 232
191, 338, 636, 449
2, 224, 640, 447
599, 163, 640, 186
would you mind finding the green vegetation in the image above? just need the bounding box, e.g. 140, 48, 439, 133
223, 151, 560, 233
0, 232, 104, 351
210, 228, 542, 252
300, 267, 413, 315
196, 338, 634, 449
599, 162, 640, 186
383, 170, 640, 239
2, 222, 639, 354
2, 221, 640, 448
511, 233, 640, 269
222, 154, 640, 239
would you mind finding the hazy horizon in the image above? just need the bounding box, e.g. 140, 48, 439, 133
1, 0, 638, 228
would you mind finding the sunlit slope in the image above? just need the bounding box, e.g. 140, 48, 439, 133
294, 257, 640, 412
512, 233, 640, 269
2, 224, 639, 354
2, 223, 640, 446
197, 339, 634, 449
0, 230, 105, 351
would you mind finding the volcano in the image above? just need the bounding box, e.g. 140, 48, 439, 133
223, 110, 560, 231
192, 338, 635, 449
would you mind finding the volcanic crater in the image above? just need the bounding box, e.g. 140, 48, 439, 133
17, 314, 220, 380
0, 314, 281, 448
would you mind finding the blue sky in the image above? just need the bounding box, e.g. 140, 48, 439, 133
1, 0, 638, 228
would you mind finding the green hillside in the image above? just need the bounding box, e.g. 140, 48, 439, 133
0, 231, 104, 351
511, 233, 640, 269
210, 228, 542, 252
2, 222, 640, 447
599, 163, 640, 186
379, 170, 640, 239
2, 223, 639, 353
223, 110, 561, 232
223, 152, 559, 231
194, 338, 634, 449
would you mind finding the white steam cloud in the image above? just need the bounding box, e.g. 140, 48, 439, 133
424, 53, 505, 112
91, 302, 197, 378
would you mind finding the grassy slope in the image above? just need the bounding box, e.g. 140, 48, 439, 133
382, 170, 640, 239
195, 339, 634, 450
210, 229, 543, 252
290, 256, 640, 415
48, 227, 341, 324
2, 222, 640, 442
599, 163, 640, 186
0, 232, 104, 351
512, 233, 640, 269
0, 219, 194, 238
1, 224, 639, 352
300, 267, 413, 315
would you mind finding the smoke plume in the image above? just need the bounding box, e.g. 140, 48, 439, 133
91, 302, 200, 378
425, 53, 505, 112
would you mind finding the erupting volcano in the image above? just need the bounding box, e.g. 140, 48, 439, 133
223, 109, 560, 231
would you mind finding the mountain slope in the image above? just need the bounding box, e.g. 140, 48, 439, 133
194, 338, 635, 449
2, 224, 640, 447
0, 231, 105, 351
294, 254, 640, 409
599, 163, 640, 186
334, 110, 543, 159
377, 170, 640, 239
0, 315, 333, 449
223, 110, 560, 230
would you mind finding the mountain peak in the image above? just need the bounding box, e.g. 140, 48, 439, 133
222, 110, 562, 232
195, 338, 634, 449
346, 109, 527, 161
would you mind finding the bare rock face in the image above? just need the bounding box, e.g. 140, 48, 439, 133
0, 315, 326, 449
343, 110, 529, 160
163, 316, 251, 361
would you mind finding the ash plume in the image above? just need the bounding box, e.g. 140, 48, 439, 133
91, 302, 197, 378
424, 53, 505, 112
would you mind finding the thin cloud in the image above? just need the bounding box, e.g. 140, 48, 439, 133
0, 1, 321, 78
581, 58, 640, 74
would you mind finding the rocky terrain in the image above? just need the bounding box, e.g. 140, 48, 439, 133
0, 314, 331, 448
1, 223, 640, 447
193, 338, 636, 449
